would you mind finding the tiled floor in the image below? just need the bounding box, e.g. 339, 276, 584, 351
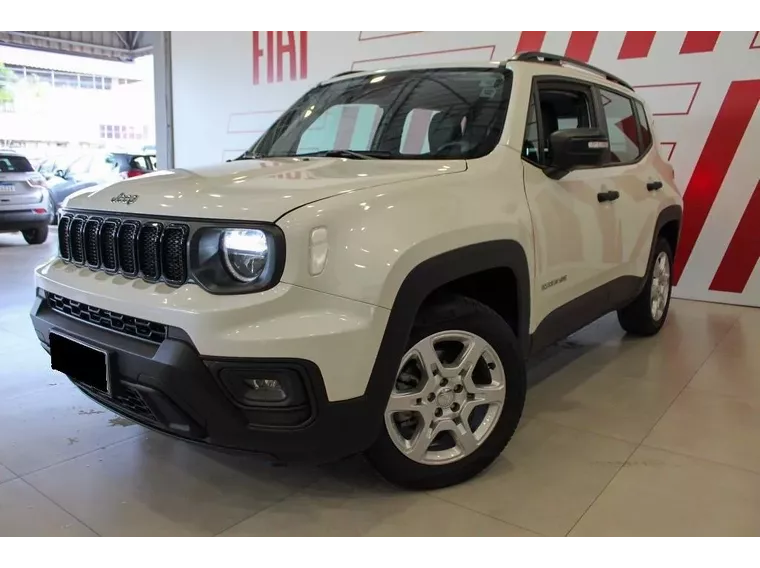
2, 231, 760, 536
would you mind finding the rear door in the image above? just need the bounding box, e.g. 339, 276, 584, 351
594, 86, 664, 292
0, 154, 46, 210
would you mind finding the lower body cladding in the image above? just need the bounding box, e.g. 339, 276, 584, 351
29, 282, 391, 463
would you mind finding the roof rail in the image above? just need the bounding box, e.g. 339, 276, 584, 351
510, 51, 634, 91
330, 70, 362, 79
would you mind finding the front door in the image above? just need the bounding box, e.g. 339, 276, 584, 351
521, 79, 623, 340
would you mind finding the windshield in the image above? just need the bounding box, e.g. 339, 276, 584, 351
245, 68, 512, 160
0, 155, 34, 173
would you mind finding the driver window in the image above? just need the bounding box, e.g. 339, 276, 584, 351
528, 85, 594, 166
297, 104, 382, 154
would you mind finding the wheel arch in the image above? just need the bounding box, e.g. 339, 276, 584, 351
358, 240, 531, 444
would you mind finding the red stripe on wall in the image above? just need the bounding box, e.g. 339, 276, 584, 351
564, 31, 599, 62
680, 31, 721, 54
710, 181, 760, 293
672, 79, 760, 285
618, 31, 657, 59
515, 31, 546, 53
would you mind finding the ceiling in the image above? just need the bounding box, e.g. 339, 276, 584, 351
0, 31, 152, 61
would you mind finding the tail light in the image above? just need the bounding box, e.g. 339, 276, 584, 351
122, 169, 145, 179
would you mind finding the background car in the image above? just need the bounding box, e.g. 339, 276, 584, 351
46, 150, 157, 220
0, 149, 53, 244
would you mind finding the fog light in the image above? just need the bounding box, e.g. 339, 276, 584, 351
243, 378, 287, 402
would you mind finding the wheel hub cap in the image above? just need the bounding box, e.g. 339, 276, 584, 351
436, 388, 455, 408
384, 330, 507, 466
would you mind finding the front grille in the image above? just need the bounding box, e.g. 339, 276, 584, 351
58, 213, 189, 287
47, 293, 168, 343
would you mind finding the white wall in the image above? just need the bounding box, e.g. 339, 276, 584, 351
169, 31, 760, 307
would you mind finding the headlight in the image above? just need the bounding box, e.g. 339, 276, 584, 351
189, 224, 284, 295
221, 229, 269, 283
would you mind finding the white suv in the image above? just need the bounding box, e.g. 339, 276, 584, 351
31, 52, 682, 489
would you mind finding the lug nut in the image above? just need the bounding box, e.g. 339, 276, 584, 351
440, 378, 448, 387
451, 403, 460, 412
454, 384, 463, 393
427, 393, 436, 402
434, 408, 443, 417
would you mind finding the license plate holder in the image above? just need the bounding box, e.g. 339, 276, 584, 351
50, 331, 112, 395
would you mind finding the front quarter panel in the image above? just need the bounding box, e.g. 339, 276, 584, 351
277, 146, 534, 310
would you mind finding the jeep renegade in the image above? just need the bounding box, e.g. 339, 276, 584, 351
30, 52, 683, 489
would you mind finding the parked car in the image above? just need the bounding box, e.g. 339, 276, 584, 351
32, 53, 682, 489
0, 150, 53, 244
46, 151, 156, 220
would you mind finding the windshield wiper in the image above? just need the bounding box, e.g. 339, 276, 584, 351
295, 149, 391, 160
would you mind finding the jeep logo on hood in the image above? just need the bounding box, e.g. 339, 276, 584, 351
111, 192, 139, 205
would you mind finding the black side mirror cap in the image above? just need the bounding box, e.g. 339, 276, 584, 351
547, 128, 609, 178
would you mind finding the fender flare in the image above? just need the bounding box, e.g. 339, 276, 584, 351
358, 240, 531, 436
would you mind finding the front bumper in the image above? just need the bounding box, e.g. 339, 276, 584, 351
30, 292, 386, 462
0, 209, 52, 231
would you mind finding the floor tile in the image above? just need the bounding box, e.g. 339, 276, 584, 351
0, 384, 143, 475
432, 419, 635, 536
25, 433, 319, 536
0, 463, 16, 485
524, 305, 734, 443
688, 321, 760, 402
220, 457, 538, 537
0, 478, 95, 536
643, 388, 760, 474
570, 446, 760, 536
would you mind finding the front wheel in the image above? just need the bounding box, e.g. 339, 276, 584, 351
366, 296, 526, 490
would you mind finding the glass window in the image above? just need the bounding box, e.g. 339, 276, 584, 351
532, 86, 594, 166
53, 72, 78, 89
0, 155, 34, 173
635, 100, 652, 150
67, 156, 91, 176
247, 68, 512, 160
600, 88, 640, 163
522, 97, 540, 163
80, 75, 94, 89
296, 104, 382, 154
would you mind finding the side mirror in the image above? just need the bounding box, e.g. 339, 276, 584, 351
547, 128, 609, 178
54, 169, 66, 179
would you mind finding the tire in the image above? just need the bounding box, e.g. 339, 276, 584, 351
617, 237, 673, 336
366, 295, 526, 490
22, 225, 49, 245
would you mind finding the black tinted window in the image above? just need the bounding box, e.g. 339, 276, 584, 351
0, 155, 34, 173
249, 69, 512, 160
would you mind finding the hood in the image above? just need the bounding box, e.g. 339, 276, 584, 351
64, 157, 466, 221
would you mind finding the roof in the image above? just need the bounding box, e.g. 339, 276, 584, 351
322, 54, 637, 95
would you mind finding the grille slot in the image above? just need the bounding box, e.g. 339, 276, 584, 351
137, 223, 163, 281
69, 216, 86, 264
57, 213, 189, 286
84, 218, 102, 267
117, 221, 140, 277
58, 216, 71, 260
47, 293, 168, 343
100, 219, 120, 271
162, 225, 189, 285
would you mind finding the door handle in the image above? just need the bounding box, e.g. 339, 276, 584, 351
597, 190, 620, 203
647, 180, 663, 191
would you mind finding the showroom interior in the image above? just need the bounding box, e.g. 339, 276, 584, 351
0, 30, 759, 537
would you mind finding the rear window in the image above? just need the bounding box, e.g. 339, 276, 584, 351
0, 155, 34, 173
